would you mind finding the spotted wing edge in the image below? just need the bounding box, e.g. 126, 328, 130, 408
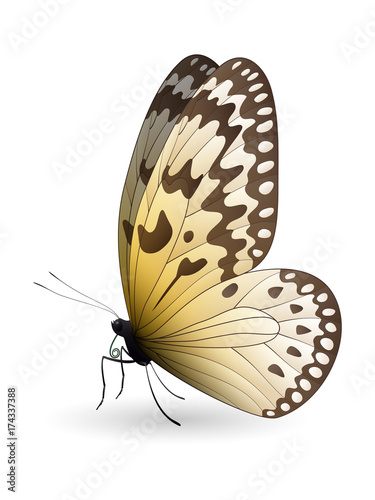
136, 269, 341, 419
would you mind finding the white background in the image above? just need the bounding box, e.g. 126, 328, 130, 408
1, 0, 374, 499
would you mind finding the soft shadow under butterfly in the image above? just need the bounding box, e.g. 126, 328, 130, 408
37, 55, 341, 425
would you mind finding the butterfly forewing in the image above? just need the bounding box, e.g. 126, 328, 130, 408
119, 54, 218, 320
127, 58, 278, 331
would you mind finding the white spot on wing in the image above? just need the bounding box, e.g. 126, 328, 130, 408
299, 378, 311, 391
258, 107, 273, 115
259, 207, 274, 218
316, 352, 330, 365
322, 308, 335, 316
257, 161, 274, 174
320, 338, 334, 350
257, 121, 273, 133
317, 293, 328, 302
291, 391, 303, 403
309, 367, 323, 378
259, 181, 274, 195
258, 229, 271, 238
285, 272, 296, 279
258, 141, 274, 153
255, 93, 268, 103
325, 323, 337, 332
249, 83, 263, 92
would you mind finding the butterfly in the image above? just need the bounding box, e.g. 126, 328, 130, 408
39, 55, 341, 426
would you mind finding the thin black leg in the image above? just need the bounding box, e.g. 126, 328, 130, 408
96, 355, 135, 410
150, 363, 185, 400
115, 347, 129, 400
146, 365, 181, 426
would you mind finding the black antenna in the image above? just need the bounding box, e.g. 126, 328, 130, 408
48, 272, 119, 318
33, 276, 119, 318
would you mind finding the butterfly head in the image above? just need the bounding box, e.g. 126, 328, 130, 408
111, 318, 151, 365
111, 318, 129, 337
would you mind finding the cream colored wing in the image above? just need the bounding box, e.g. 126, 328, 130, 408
124, 57, 278, 329
119, 55, 218, 313
137, 270, 341, 418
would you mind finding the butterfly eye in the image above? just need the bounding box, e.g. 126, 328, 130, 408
112, 319, 123, 334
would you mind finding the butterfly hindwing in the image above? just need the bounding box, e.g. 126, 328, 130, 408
125, 57, 278, 330
136, 270, 341, 418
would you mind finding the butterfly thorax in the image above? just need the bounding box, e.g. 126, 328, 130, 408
112, 318, 150, 366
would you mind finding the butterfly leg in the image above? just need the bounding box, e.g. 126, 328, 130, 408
145, 365, 181, 426
150, 363, 185, 400
115, 347, 130, 400
96, 355, 135, 410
